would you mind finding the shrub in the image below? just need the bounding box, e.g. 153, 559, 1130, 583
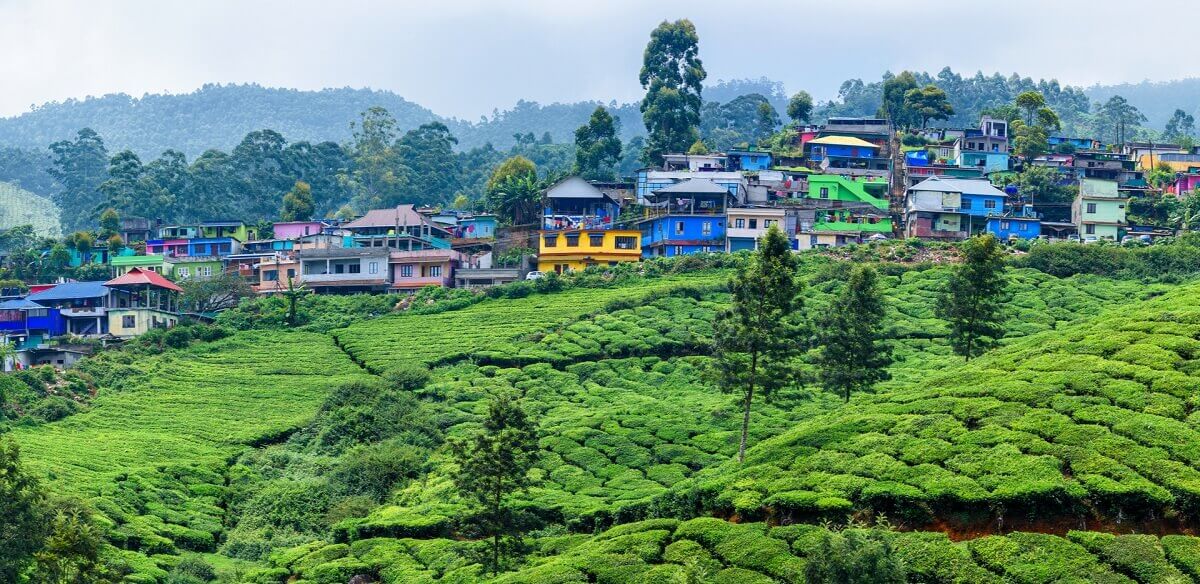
383, 364, 431, 392
29, 396, 79, 422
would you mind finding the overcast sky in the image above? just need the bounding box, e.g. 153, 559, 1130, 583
0, 0, 1196, 120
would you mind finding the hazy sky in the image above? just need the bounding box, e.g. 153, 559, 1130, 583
1, 0, 1196, 119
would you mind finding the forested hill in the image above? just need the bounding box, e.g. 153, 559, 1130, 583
1085, 78, 1200, 130
0, 84, 646, 158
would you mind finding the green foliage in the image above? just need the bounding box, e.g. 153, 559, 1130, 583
815, 265, 892, 402
485, 156, 541, 225
280, 180, 315, 221
712, 225, 802, 462
639, 19, 705, 164
786, 91, 814, 124
937, 235, 1008, 360
0, 181, 61, 237
0, 438, 49, 580
803, 529, 906, 584
573, 107, 622, 181
903, 84, 954, 128
452, 393, 541, 575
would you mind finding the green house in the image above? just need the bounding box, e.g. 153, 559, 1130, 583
803, 175, 893, 234
199, 221, 256, 242
169, 257, 224, 280
1073, 178, 1127, 242
110, 254, 173, 276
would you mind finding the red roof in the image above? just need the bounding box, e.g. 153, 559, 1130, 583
104, 267, 184, 292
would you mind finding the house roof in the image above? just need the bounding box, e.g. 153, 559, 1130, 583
1079, 178, 1121, 198
342, 205, 434, 230
544, 176, 617, 202
808, 136, 881, 149
105, 267, 184, 292
910, 176, 1008, 198
26, 281, 110, 301
0, 298, 46, 310
652, 178, 731, 196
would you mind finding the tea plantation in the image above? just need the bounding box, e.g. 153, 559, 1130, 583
9, 257, 1200, 583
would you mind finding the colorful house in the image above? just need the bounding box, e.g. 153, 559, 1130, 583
342, 205, 452, 250
104, 268, 182, 338
455, 214, 497, 240
26, 281, 112, 336
110, 254, 173, 276
1073, 178, 1126, 242
726, 207, 786, 251
727, 150, 773, 171
298, 248, 391, 294
272, 221, 326, 240
795, 175, 892, 248
0, 298, 66, 350
200, 221, 256, 242
635, 169, 745, 203
805, 135, 890, 178
538, 176, 640, 273
639, 178, 731, 257
905, 176, 1003, 240
985, 205, 1041, 240
390, 249, 464, 291
169, 257, 224, 281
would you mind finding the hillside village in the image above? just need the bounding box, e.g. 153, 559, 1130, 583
0, 106, 1197, 369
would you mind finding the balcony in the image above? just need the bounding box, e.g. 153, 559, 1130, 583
543, 214, 615, 231
391, 276, 449, 289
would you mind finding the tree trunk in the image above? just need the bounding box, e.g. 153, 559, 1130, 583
738, 351, 757, 464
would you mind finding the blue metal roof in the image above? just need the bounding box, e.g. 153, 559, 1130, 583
26, 281, 110, 301
0, 299, 45, 310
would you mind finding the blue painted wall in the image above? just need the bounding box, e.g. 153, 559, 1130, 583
986, 217, 1040, 240
818, 145, 876, 159
730, 152, 772, 170
960, 193, 1007, 217
640, 216, 726, 257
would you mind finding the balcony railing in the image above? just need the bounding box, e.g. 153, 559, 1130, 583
543, 214, 614, 231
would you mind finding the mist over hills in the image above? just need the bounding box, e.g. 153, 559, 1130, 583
0, 75, 1195, 161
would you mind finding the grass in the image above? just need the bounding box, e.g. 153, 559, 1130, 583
0, 180, 61, 237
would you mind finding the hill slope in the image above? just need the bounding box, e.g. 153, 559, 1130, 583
0, 180, 60, 236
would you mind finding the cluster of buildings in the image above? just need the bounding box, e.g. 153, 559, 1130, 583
8, 113, 1199, 368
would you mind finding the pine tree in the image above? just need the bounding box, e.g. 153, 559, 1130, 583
712, 225, 802, 463
936, 234, 1009, 360
451, 393, 540, 575
814, 265, 892, 402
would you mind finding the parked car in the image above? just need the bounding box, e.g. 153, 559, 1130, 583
1066, 234, 1081, 243
525, 271, 545, 280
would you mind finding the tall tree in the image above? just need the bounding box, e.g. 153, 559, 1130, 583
1094, 96, 1147, 145
786, 91, 814, 124
48, 128, 109, 232
814, 265, 892, 402
233, 129, 292, 219
755, 101, 781, 142
878, 71, 919, 128
396, 122, 462, 206
1014, 91, 1047, 125
451, 393, 540, 576
573, 106, 623, 181
485, 156, 541, 226
711, 225, 802, 463
280, 180, 316, 221
342, 106, 407, 211
1164, 108, 1196, 143
903, 85, 954, 128
0, 439, 49, 582
639, 19, 706, 165
936, 234, 1009, 361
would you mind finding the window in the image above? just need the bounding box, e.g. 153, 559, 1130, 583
764, 219, 776, 228
735, 218, 745, 228
199, 266, 212, 277
1000, 221, 1010, 230
615, 236, 637, 250
177, 267, 189, 279
675, 221, 685, 235
749, 219, 758, 229
674, 246, 684, 255
368, 261, 379, 274
819, 187, 829, 199
588, 233, 604, 247
1086, 202, 1097, 214
334, 263, 345, 274
543, 235, 556, 247
565, 234, 579, 247
122, 315, 136, 328
428, 265, 442, 278
400, 265, 414, 278
984, 200, 997, 209
701, 221, 712, 236
348, 263, 361, 274
1085, 224, 1096, 235
286, 269, 296, 279
264, 270, 278, 281
962, 199, 972, 209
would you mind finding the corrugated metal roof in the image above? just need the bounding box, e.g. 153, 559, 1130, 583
0, 298, 46, 309
809, 136, 881, 148
910, 176, 1008, 198
105, 268, 184, 292
26, 281, 110, 301
342, 205, 432, 229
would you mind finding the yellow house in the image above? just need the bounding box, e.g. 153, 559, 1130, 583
103, 267, 182, 338
537, 176, 642, 273
537, 229, 642, 273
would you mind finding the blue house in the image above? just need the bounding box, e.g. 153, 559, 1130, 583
905, 150, 932, 167
638, 178, 731, 257
26, 281, 112, 336
0, 299, 66, 349
727, 150, 773, 171
986, 216, 1041, 240
457, 214, 497, 239
955, 180, 1009, 219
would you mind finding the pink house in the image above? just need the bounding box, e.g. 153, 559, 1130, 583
273, 221, 325, 240
389, 249, 464, 291
1175, 174, 1200, 196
